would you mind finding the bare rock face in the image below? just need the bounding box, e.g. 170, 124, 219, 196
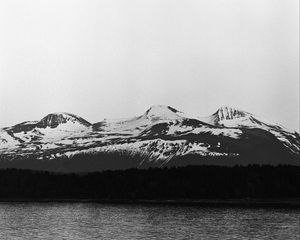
215, 106, 248, 121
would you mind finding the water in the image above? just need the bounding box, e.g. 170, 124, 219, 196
0, 203, 299, 240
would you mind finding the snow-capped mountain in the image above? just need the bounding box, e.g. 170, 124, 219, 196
94, 105, 185, 134
200, 106, 250, 126
200, 106, 282, 129
3, 112, 91, 134
37, 113, 91, 128
199, 106, 300, 154
0, 105, 299, 172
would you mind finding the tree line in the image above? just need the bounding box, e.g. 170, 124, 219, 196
0, 165, 299, 200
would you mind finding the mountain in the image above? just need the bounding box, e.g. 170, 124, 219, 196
200, 106, 250, 126
199, 106, 300, 154
0, 112, 91, 152
0, 105, 299, 172
200, 106, 281, 129
4, 112, 91, 134
37, 113, 91, 128
93, 105, 185, 134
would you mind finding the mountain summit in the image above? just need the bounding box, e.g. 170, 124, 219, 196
199, 106, 250, 126
37, 113, 91, 128
215, 106, 249, 121
143, 105, 184, 121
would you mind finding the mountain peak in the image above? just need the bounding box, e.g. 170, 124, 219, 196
214, 106, 249, 121
37, 112, 91, 128
144, 105, 184, 121
146, 105, 179, 113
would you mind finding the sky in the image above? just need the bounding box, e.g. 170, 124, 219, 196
0, 0, 299, 131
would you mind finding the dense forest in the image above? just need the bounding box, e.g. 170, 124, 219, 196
0, 165, 299, 200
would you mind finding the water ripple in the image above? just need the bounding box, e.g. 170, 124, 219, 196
0, 203, 299, 239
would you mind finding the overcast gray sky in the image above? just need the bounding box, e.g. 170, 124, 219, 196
0, 0, 299, 131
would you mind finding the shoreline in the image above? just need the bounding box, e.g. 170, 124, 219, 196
1, 198, 300, 208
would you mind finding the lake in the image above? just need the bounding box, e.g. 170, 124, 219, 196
0, 203, 299, 239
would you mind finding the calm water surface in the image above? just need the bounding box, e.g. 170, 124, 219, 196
0, 203, 299, 239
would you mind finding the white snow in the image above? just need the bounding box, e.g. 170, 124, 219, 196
0, 130, 20, 148
61, 139, 231, 162
100, 105, 185, 135
144, 105, 185, 120
191, 127, 242, 139
167, 124, 194, 135
40, 143, 58, 150
218, 117, 257, 128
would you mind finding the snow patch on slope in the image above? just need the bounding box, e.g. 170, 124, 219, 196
98, 105, 185, 135
0, 130, 19, 147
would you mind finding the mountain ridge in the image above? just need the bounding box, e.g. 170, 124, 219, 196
0, 105, 299, 172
